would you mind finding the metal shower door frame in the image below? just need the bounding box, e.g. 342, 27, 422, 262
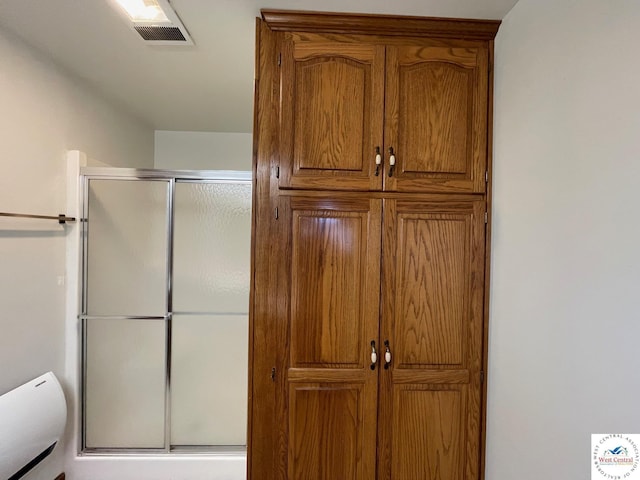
79, 167, 251, 456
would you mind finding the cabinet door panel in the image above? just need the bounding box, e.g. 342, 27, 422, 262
378, 198, 485, 480
400, 62, 471, 175
295, 59, 366, 172
384, 45, 488, 193
395, 211, 469, 366
289, 383, 376, 480
281, 195, 381, 480
290, 208, 363, 366
391, 386, 464, 480
280, 36, 385, 190
288, 196, 381, 367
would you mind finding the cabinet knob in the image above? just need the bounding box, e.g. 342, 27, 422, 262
374, 146, 382, 176
388, 147, 396, 177
370, 340, 378, 370
384, 340, 392, 369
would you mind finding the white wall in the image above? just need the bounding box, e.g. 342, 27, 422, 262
0, 26, 153, 480
154, 130, 252, 171
488, 1, 640, 479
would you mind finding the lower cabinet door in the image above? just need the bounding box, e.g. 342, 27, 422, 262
280, 194, 382, 480
275, 195, 486, 480
288, 381, 378, 480
377, 197, 486, 480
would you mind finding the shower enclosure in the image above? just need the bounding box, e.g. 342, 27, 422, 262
79, 168, 251, 453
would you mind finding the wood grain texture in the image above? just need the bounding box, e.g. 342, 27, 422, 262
288, 195, 381, 369
377, 197, 485, 480
395, 212, 468, 366
400, 62, 471, 174
288, 368, 370, 382
479, 38, 496, 480
295, 58, 365, 171
278, 189, 484, 201
383, 199, 485, 370
392, 369, 470, 385
289, 384, 376, 480
280, 37, 384, 191
250, 11, 497, 480
281, 33, 488, 194
384, 44, 488, 193
247, 19, 280, 480
290, 210, 364, 366
289, 32, 488, 49
262, 10, 501, 40
392, 387, 464, 480
283, 194, 381, 480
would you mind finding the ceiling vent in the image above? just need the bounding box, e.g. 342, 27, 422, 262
111, 0, 194, 45
134, 25, 187, 42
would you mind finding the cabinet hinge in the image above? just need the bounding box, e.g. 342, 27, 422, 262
275, 207, 279, 220
275, 166, 280, 178
484, 212, 488, 224
271, 367, 276, 382
277, 52, 282, 66
480, 371, 485, 383
485, 170, 489, 183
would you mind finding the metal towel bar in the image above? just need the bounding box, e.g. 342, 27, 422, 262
0, 212, 76, 224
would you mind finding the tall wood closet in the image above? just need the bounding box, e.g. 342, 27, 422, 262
249, 10, 500, 480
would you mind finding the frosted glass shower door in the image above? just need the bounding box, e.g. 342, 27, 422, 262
82, 172, 251, 452
83, 178, 170, 449
171, 181, 251, 446
85, 179, 169, 316
85, 318, 166, 448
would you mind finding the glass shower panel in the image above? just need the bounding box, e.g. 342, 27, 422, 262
82, 172, 252, 452
172, 181, 251, 313
170, 314, 249, 446
171, 180, 251, 446
86, 179, 169, 316
85, 318, 166, 449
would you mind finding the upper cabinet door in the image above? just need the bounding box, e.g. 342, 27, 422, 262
280, 35, 385, 191
384, 44, 489, 193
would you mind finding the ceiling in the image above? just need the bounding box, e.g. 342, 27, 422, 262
0, 0, 517, 133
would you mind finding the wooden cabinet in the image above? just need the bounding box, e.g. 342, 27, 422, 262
280, 194, 485, 480
280, 40, 385, 191
250, 9, 499, 480
384, 45, 488, 193
377, 198, 486, 480
283, 195, 380, 479
280, 35, 489, 193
